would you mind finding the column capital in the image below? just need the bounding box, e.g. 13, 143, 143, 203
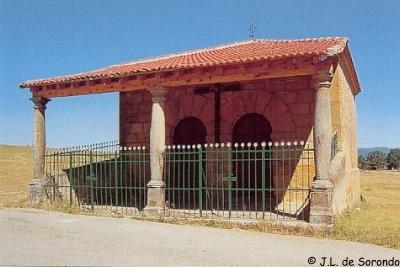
148, 86, 166, 103
31, 96, 50, 110
313, 71, 333, 90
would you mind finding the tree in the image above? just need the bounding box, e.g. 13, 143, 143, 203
366, 150, 387, 170
358, 155, 368, 169
386, 148, 400, 170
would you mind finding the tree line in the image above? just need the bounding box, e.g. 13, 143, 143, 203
358, 148, 400, 170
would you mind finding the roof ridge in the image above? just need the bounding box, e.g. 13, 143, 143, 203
254, 36, 347, 43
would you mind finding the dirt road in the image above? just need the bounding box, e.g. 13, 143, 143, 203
0, 208, 398, 266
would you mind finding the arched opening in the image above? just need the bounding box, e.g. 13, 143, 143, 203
167, 117, 207, 210
173, 116, 207, 145
232, 113, 274, 210
232, 113, 272, 143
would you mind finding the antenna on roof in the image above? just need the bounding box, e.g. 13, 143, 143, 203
249, 24, 257, 39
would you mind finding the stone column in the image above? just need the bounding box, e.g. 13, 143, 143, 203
144, 86, 166, 214
309, 72, 334, 225
29, 95, 50, 202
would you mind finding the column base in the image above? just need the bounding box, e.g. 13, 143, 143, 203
143, 181, 165, 216
28, 179, 45, 203
309, 180, 333, 225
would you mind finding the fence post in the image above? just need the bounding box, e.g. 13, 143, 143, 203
114, 150, 119, 207
89, 150, 94, 210
198, 146, 203, 217
227, 144, 233, 218
69, 151, 73, 205
261, 143, 266, 219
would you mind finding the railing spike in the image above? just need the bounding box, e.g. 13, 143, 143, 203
197, 144, 202, 149
300, 140, 305, 145
240, 143, 245, 147
234, 143, 239, 148
247, 142, 251, 147
226, 142, 231, 148
261, 142, 266, 147
253, 142, 258, 147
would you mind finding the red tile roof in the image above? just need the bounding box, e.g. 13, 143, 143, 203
20, 37, 348, 88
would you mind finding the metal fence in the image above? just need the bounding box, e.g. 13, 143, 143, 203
164, 141, 314, 221
44, 141, 150, 213
44, 140, 315, 221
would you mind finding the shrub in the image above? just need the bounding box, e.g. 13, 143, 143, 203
358, 155, 368, 169
365, 151, 386, 170
386, 148, 400, 170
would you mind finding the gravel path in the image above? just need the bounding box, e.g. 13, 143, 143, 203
0, 208, 398, 266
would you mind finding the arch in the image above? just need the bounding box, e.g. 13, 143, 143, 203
173, 116, 207, 145
232, 113, 274, 209
232, 113, 272, 143
169, 116, 207, 209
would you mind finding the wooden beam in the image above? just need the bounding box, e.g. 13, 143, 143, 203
33, 58, 333, 98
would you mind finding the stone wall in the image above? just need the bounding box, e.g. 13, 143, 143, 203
120, 76, 316, 146
120, 75, 317, 215
330, 63, 360, 214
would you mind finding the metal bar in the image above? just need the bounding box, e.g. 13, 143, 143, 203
69, 152, 73, 205
227, 144, 232, 218
261, 143, 266, 219
198, 146, 203, 217
114, 150, 119, 207
89, 150, 94, 210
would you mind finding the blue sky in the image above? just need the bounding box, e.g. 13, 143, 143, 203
0, 0, 399, 148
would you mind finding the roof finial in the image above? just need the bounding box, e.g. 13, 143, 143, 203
249, 24, 257, 39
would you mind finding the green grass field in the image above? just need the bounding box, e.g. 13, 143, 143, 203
1, 144, 399, 248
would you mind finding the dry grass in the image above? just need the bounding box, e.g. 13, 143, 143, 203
0, 145, 32, 207
1, 145, 399, 248
332, 171, 400, 248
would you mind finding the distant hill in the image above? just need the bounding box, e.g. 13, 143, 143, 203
358, 147, 393, 156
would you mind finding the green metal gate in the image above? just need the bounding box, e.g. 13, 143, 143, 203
164, 142, 314, 221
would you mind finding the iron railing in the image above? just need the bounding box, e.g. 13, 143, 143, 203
44, 141, 150, 213
44, 140, 315, 221
164, 141, 314, 221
